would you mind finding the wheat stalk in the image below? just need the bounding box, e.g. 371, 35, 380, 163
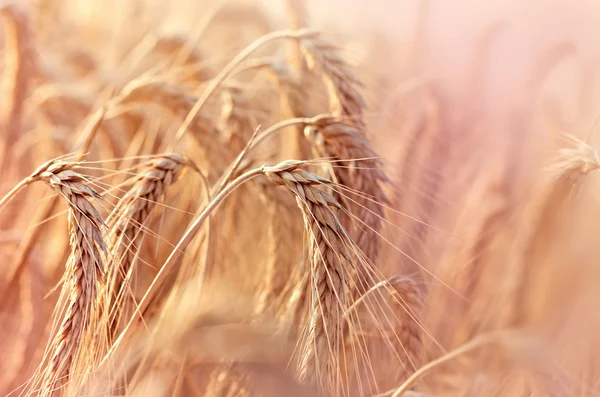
107, 77, 198, 118
285, 0, 309, 76
152, 34, 209, 83
0, 3, 36, 172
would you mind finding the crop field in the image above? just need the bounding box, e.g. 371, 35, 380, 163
0, 1, 599, 396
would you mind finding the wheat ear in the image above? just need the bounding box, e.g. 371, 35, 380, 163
30, 161, 106, 391
263, 160, 353, 392
299, 33, 365, 120
307, 120, 388, 266
106, 154, 188, 335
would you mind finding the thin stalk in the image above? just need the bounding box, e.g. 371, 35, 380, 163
214, 114, 332, 193
100, 167, 264, 365
172, 29, 314, 146
0, 177, 29, 213
376, 331, 517, 397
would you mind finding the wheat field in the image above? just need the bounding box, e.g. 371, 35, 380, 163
0, 0, 599, 396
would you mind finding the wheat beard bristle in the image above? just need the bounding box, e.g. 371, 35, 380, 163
34, 163, 106, 391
